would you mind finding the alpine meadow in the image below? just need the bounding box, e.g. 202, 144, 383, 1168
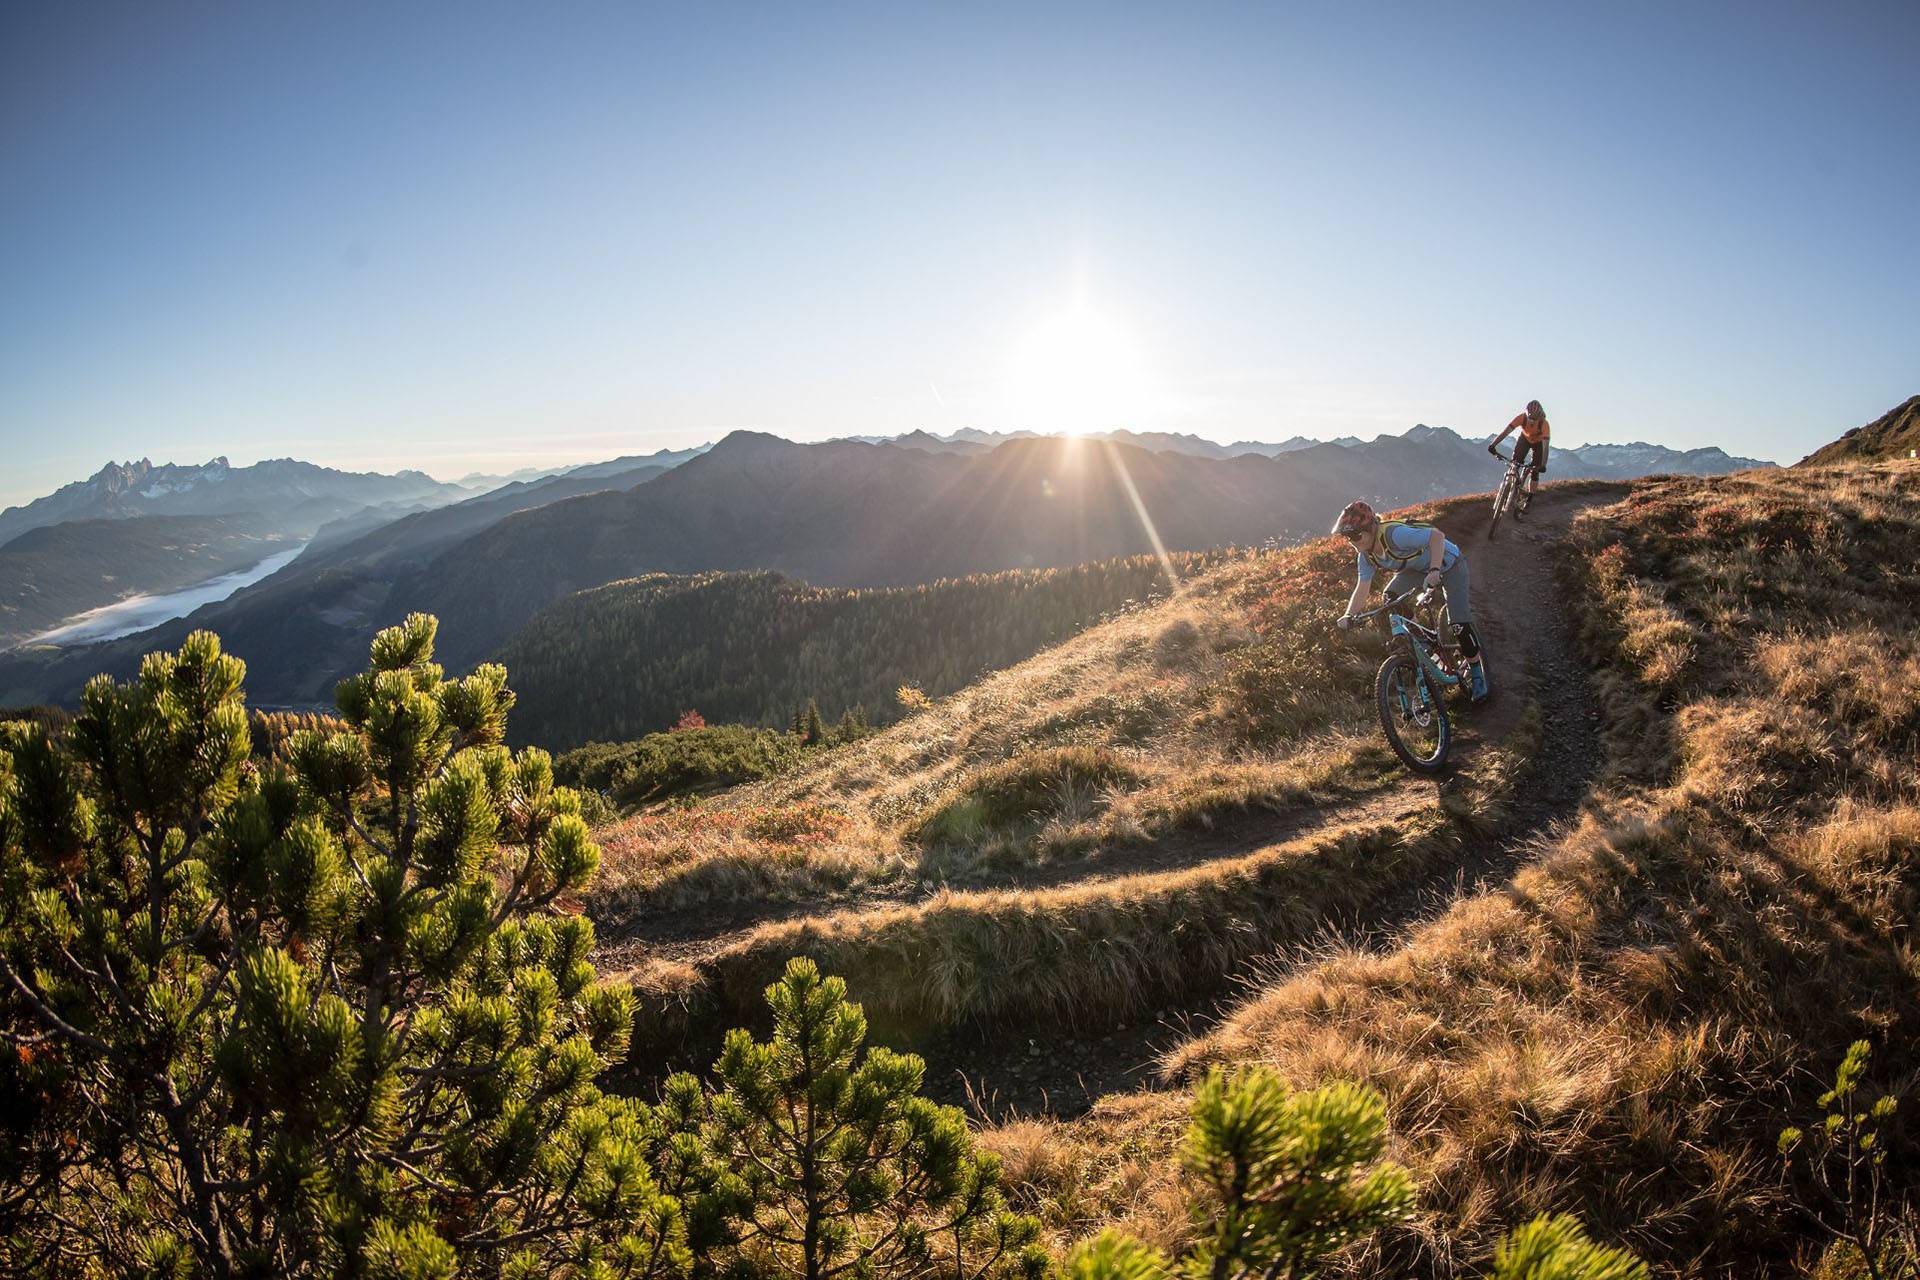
5, 4, 1919, 1277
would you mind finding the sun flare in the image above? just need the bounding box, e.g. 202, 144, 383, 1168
1007, 304, 1149, 435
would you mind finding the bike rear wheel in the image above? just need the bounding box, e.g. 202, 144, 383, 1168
1375, 650, 1451, 773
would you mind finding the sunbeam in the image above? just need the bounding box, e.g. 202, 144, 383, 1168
1098, 437, 1180, 592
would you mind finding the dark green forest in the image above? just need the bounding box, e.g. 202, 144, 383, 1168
499, 552, 1231, 749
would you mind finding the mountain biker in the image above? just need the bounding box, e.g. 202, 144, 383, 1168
1331, 500, 1489, 701
1488, 400, 1550, 516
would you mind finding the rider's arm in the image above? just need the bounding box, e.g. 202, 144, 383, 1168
1489, 421, 1515, 451
1345, 553, 1374, 616
1425, 528, 1446, 574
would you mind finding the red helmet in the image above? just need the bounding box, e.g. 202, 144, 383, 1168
1331, 500, 1376, 538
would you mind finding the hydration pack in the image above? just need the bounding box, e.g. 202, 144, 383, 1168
1372, 519, 1439, 570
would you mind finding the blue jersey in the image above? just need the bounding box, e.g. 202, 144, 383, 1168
1355, 521, 1459, 583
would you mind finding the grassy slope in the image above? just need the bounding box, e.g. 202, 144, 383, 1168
989, 462, 1920, 1275
1797, 395, 1920, 466
590, 488, 1569, 1074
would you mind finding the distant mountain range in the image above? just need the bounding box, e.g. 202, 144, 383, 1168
0, 458, 478, 648
450, 445, 710, 493
0, 448, 713, 655
0, 422, 1774, 714
879, 424, 1776, 475
0, 459, 673, 703
0, 456, 464, 547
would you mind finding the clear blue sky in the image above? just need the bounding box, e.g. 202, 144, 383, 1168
4, 1, 1916, 505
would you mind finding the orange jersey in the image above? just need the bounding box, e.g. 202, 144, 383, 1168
1509, 411, 1550, 444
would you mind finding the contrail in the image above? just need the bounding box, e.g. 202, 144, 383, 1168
1099, 438, 1180, 592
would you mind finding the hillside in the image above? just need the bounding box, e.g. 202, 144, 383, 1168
580, 460, 1920, 1274
1797, 393, 1920, 465
296, 460, 671, 576
582, 477, 1604, 1012
8, 450, 1910, 1272
0, 513, 293, 648
499, 552, 1230, 748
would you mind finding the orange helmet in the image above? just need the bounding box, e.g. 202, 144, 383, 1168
1331, 500, 1376, 538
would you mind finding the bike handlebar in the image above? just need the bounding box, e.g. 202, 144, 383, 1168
1344, 585, 1439, 625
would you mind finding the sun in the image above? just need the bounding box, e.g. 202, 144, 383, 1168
1006, 304, 1149, 435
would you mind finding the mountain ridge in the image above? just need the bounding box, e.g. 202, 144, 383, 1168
0, 456, 463, 546
0, 423, 1774, 710
1797, 394, 1920, 466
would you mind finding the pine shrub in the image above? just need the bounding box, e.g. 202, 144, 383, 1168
0, 618, 681, 1277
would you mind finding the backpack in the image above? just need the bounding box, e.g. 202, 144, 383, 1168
1371, 519, 1438, 570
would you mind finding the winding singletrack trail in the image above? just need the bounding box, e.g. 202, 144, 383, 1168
917, 483, 1622, 1119
593, 483, 1623, 1119
592, 776, 1428, 971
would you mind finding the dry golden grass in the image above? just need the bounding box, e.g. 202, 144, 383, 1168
594, 487, 1542, 1060
981, 1092, 1197, 1257
592, 799, 895, 922
612, 712, 1531, 1066
1082, 461, 1920, 1275
586, 524, 1417, 918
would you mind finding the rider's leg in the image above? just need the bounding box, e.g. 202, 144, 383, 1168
1441, 558, 1489, 700
1382, 568, 1421, 619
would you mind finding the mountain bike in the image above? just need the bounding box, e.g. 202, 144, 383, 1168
1346, 585, 1478, 773
1486, 447, 1537, 540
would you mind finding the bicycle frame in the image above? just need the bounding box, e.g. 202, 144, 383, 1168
1491, 449, 1526, 507
1352, 588, 1464, 689
1492, 448, 1540, 493
1388, 610, 1464, 691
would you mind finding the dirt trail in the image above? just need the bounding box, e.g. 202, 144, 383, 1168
594, 484, 1622, 1120
594, 776, 1430, 970
915, 484, 1620, 1119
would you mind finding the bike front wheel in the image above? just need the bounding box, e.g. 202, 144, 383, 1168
1375, 650, 1451, 773
1488, 476, 1509, 539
